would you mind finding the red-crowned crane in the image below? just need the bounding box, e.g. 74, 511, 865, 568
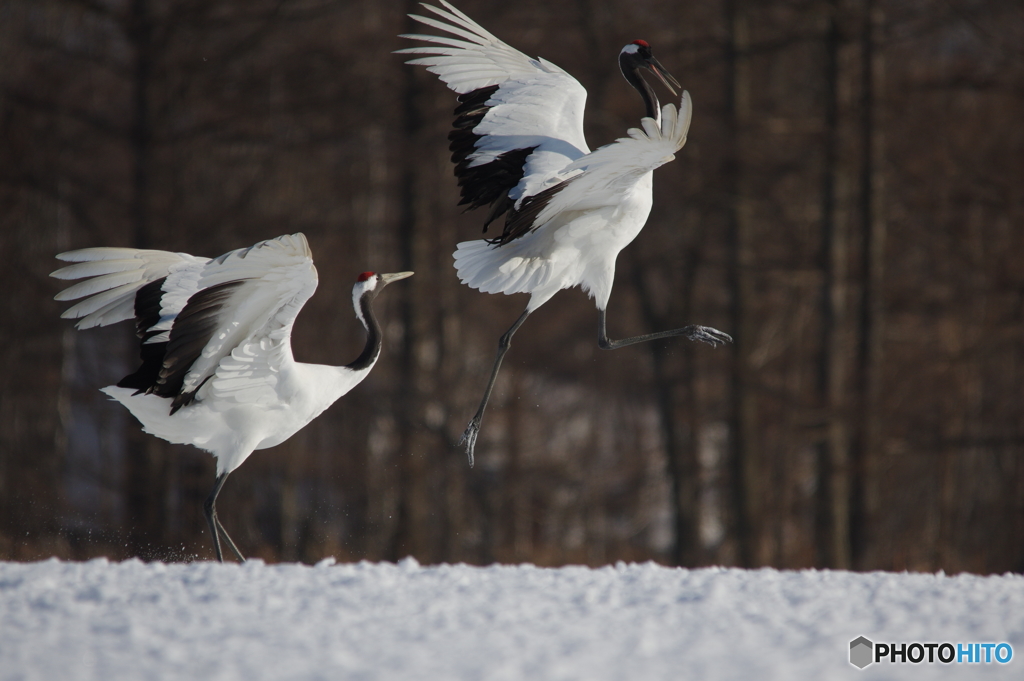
399, 2, 731, 466
51, 233, 412, 562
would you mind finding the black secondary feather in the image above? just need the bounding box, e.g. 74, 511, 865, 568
155, 280, 246, 413
117, 277, 170, 394
489, 176, 578, 246
449, 85, 537, 231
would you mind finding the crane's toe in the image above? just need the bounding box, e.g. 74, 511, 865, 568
686, 325, 733, 347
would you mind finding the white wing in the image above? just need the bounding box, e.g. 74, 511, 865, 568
52, 248, 209, 330
491, 93, 692, 245
53, 233, 317, 414
452, 95, 692, 308
163, 233, 317, 408
398, 1, 590, 220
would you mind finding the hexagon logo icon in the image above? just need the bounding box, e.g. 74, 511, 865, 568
850, 636, 874, 669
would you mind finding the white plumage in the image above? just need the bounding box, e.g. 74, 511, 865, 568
454, 102, 691, 312
53, 233, 412, 561
401, 1, 590, 205
401, 2, 731, 465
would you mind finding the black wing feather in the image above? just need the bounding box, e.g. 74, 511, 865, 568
157, 280, 245, 414
449, 85, 537, 232
116, 277, 169, 394
488, 176, 578, 246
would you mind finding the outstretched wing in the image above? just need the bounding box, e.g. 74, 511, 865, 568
398, 1, 590, 230
495, 93, 693, 246
53, 233, 317, 414
158, 233, 317, 413
52, 248, 209, 330
452, 95, 693, 304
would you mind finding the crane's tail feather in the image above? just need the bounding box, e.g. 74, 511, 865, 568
454, 240, 560, 300
622, 91, 690, 152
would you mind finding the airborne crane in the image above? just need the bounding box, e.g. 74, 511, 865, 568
400, 2, 732, 465
52, 233, 412, 562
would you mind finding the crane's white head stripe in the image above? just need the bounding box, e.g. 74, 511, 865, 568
352, 274, 379, 327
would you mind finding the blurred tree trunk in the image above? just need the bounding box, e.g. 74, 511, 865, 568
725, 0, 758, 568
389, 0, 435, 563
816, 0, 853, 570
815, 0, 888, 571
631, 255, 700, 567
122, 0, 170, 559
852, 0, 885, 569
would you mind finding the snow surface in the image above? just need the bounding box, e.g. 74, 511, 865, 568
0, 558, 1021, 680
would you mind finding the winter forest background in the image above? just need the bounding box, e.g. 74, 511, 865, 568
1, 0, 1022, 574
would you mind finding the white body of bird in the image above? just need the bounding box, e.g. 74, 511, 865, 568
452, 177, 654, 312
454, 105, 690, 312
52, 233, 412, 560
401, 2, 727, 465
100, 360, 361, 476
402, 2, 691, 315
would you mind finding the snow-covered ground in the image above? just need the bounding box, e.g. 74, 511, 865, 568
0, 558, 1021, 680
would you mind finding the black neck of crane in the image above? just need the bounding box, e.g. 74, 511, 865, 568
346, 291, 383, 371
620, 57, 660, 120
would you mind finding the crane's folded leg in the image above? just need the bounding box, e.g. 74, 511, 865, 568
597, 308, 732, 350
460, 308, 532, 468
203, 473, 246, 563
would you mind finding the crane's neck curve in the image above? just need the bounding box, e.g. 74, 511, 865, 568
620, 58, 661, 123
345, 292, 382, 372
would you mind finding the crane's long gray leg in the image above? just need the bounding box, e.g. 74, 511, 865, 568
203, 473, 246, 563
598, 308, 732, 350
460, 308, 531, 468
215, 516, 245, 563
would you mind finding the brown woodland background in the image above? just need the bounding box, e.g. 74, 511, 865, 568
1, 0, 1023, 573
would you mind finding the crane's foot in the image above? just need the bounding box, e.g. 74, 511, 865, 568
459, 420, 480, 468
685, 325, 733, 347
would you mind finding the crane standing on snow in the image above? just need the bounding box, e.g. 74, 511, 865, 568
400, 1, 732, 466
52, 233, 412, 562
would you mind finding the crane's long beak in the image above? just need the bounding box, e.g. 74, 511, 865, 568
380, 271, 414, 286
646, 57, 680, 96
